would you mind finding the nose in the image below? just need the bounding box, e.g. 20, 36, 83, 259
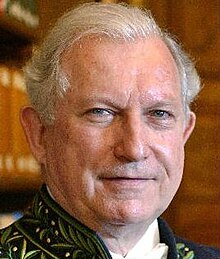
113, 116, 149, 162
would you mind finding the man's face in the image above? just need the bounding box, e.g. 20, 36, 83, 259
32, 37, 195, 229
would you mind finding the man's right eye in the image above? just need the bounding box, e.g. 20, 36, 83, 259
90, 108, 112, 116
85, 108, 115, 123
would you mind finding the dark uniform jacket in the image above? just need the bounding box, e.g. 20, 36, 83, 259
0, 185, 220, 259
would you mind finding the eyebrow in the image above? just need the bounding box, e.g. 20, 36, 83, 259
75, 95, 126, 110
143, 101, 180, 109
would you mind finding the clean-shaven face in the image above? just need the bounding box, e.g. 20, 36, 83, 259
40, 37, 195, 230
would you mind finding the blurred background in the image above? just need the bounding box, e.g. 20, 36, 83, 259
0, 0, 219, 248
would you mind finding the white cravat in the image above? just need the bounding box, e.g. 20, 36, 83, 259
109, 220, 168, 259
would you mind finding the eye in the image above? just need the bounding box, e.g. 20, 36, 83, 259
147, 109, 176, 130
151, 110, 172, 119
85, 108, 115, 123
90, 108, 112, 116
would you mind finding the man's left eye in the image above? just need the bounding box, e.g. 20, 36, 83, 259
151, 110, 172, 119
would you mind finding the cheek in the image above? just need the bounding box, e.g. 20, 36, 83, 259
155, 132, 185, 176
46, 122, 109, 173
67, 128, 105, 165
66, 123, 115, 165
156, 135, 185, 205
44, 128, 69, 177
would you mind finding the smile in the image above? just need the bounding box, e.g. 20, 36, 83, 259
101, 177, 155, 181
99, 177, 156, 189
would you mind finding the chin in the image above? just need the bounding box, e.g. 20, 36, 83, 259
104, 202, 161, 225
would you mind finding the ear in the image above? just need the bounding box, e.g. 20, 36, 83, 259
20, 106, 46, 164
183, 111, 196, 145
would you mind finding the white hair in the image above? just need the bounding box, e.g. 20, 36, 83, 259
24, 2, 200, 124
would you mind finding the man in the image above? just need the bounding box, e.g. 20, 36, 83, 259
0, 3, 219, 259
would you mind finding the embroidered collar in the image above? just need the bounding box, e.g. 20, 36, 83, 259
176, 243, 195, 259
1, 185, 111, 258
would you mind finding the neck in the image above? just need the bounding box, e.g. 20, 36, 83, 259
97, 221, 151, 256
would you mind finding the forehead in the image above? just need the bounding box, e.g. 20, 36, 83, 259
60, 36, 181, 106
62, 35, 179, 73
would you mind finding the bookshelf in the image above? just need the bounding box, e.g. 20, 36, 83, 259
0, 12, 37, 41
0, 0, 41, 193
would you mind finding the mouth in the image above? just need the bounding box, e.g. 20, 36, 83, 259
100, 177, 155, 181
98, 176, 156, 189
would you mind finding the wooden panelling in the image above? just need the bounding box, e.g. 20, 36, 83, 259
175, 203, 220, 247
36, 0, 94, 39
168, 0, 220, 78
183, 81, 220, 199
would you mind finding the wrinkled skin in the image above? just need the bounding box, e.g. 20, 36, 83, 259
21, 36, 195, 254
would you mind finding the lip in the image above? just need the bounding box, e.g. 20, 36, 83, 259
101, 177, 155, 181
99, 177, 156, 188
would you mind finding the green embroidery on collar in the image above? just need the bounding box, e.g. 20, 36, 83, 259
0, 186, 111, 259
176, 243, 195, 259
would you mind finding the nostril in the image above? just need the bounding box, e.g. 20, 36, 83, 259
113, 138, 148, 162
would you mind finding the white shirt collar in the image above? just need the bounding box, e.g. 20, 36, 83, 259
109, 220, 168, 259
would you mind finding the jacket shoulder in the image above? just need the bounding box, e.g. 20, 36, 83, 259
158, 218, 220, 259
